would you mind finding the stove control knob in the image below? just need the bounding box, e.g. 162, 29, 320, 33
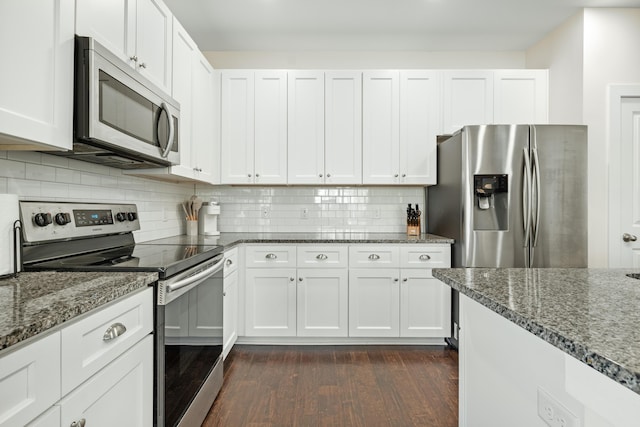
54, 212, 71, 226
34, 212, 52, 227
127, 212, 137, 221
116, 212, 127, 222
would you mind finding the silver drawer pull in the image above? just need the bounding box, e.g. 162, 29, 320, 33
419, 254, 431, 261
103, 323, 127, 341
226, 259, 233, 266
265, 253, 277, 260
316, 254, 328, 260
71, 419, 86, 427
368, 254, 380, 260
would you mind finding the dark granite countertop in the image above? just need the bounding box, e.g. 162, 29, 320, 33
0, 271, 157, 353
432, 268, 640, 395
145, 232, 454, 249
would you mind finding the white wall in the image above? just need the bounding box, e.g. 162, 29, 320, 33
203, 50, 526, 69
526, 12, 584, 124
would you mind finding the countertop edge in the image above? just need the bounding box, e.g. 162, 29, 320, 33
433, 270, 640, 396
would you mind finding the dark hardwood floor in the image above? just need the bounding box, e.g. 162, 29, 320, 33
203, 345, 458, 427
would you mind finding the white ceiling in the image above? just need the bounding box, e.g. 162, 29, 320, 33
164, 0, 640, 51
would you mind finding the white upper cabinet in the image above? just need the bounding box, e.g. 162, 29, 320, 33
442, 70, 494, 134
190, 53, 218, 183
0, 0, 74, 150
221, 70, 287, 184
288, 71, 325, 184
363, 71, 439, 185
325, 71, 363, 185
363, 71, 401, 184
493, 69, 548, 124
76, 0, 173, 94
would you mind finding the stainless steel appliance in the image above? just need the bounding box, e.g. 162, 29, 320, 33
428, 125, 588, 347
19, 201, 224, 427
51, 36, 180, 169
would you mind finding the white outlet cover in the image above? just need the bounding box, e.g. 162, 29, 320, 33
537, 388, 580, 427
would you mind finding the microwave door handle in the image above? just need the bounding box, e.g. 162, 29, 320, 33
159, 102, 175, 159
166, 258, 224, 294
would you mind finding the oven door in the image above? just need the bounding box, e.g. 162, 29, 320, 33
156, 255, 224, 427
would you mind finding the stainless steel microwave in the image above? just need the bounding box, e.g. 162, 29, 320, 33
60, 36, 180, 169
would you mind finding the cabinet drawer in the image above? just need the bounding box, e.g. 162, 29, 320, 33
400, 245, 451, 269
245, 245, 296, 268
224, 247, 239, 276
0, 332, 61, 427
61, 288, 153, 395
297, 245, 348, 268
349, 246, 399, 268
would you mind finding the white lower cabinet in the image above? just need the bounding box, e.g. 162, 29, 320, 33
400, 269, 451, 338
245, 268, 297, 336
59, 335, 153, 427
349, 268, 400, 337
297, 268, 348, 337
0, 288, 153, 427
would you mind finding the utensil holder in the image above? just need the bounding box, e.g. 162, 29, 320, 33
186, 220, 198, 236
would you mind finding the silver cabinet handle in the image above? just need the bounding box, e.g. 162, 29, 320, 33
290, 277, 295, 281
139, 62, 147, 69
316, 254, 328, 260
623, 233, 638, 242
368, 254, 380, 260
393, 278, 399, 282
71, 419, 86, 427
255, 173, 260, 177
326, 173, 331, 178
403, 278, 408, 282
402, 174, 406, 177
319, 173, 323, 177
394, 174, 399, 178
248, 173, 252, 177
265, 253, 277, 259
129, 55, 138, 62
298, 277, 303, 282
226, 259, 233, 266
223, 291, 227, 296
103, 323, 127, 341
419, 254, 431, 261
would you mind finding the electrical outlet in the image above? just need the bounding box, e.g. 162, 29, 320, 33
261, 206, 270, 218
300, 207, 309, 219
373, 208, 381, 219
537, 388, 579, 427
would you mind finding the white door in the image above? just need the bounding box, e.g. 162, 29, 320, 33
609, 86, 640, 267
245, 268, 296, 336
363, 71, 400, 184
135, 0, 173, 93
325, 71, 363, 185
254, 71, 288, 184
399, 71, 440, 185
494, 70, 548, 124
297, 268, 348, 337
191, 52, 217, 183
442, 70, 494, 134
400, 269, 451, 338
288, 71, 325, 184
348, 268, 400, 337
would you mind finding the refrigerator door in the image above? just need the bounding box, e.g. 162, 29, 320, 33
529, 125, 588, 267
463, 125, 529, 267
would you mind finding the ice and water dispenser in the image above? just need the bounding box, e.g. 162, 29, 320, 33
473, 174, 508, 230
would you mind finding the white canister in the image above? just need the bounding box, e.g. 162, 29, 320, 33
0, 194, 20, 276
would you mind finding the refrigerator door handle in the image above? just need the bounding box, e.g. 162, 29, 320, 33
523, 147, 532, 258
532, 147, 541, 250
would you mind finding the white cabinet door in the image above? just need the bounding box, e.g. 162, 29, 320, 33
188, 274, 224, 338
135, 0, 173, 93
325, 71, 362, 185
297, 268, 348, 337
245, 268, 297, 336
254, 71, 288, 184
60, 335, 153, 427
223, 269, 239, 359
348, 268, 400, 337
221, 71, 255, 184
442, 70, 494, 134
288, 71, 325, 184
399, 71, 440, 185
27, 406, 61, 427
494, 70, 549, 124
0, 0, 73, 150
75, 0, 136, 68
190, 52, 217, 183
0, 333, 61, 427
363, 71, 400, 184
400, 270, 451, 338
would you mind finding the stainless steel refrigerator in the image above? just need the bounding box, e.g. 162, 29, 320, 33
428, 124, 588, 347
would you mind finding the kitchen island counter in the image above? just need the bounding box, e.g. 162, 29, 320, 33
433, 267, 640, 396
0, 271, 157, 352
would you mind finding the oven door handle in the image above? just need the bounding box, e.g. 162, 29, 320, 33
166, 258, 224, 294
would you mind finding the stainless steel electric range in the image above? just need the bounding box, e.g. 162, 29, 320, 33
20, 201, 224, 427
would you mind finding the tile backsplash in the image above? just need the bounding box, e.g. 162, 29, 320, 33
195, 186, 425, 233
1, 150, 426, 238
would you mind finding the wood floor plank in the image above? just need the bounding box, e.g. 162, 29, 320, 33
202, 345, 458, 427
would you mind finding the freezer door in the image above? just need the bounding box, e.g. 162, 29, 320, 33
463, 125, 529, 267
529, 125, 588, 267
